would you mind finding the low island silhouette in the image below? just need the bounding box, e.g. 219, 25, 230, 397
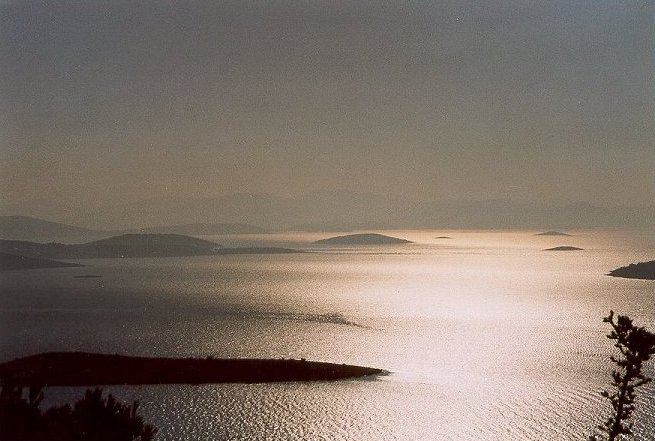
0, 234, 299, 260
536, 231, 572, 236
314, 233, 412, 245
0, 352, 385, 386
608, 260, 655, 280
543, 246, 584, 251
0, 252, 83, 271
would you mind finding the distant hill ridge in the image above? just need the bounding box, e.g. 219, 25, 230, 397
0, 216, 267, 243
5, 195, 654, 231
134, 223, 266, 235
0, 216, 98, 242
0, 234, 297, 259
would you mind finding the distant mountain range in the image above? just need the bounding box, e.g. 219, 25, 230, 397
2, 193, 654, 234
131, 223, 266, 236
0, 216, 101, 243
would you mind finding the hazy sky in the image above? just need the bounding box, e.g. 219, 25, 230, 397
1, 0, 654, 208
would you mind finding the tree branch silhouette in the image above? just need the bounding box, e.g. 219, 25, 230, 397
590, 311, 655, 441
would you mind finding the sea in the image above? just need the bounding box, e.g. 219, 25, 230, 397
1, 230, 654, 441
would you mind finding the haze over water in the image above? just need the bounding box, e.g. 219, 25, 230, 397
2, 230, 653, 440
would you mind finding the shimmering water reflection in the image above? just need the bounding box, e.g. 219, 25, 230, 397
2, 230, 654, 440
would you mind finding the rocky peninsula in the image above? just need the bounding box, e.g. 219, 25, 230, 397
0, 352, 385, 386
608, 261, 655, 280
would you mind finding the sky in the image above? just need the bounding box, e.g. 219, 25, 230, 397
1, 0, 654, 209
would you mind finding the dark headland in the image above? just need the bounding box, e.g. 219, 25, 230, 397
0, 352, 385, 386
544, 246, 584, 251
314, 233, 412, 245
0, 234, 299, 260
608, 261, 655, 280
0, 252, 83, 271
536, 231, 572, 236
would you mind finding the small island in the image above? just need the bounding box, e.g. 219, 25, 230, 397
0, 252, 83, 271
434, 236, 452, 239
608, 261, 655, 280
314, 233, 413, 245
536, 231, 572, 236
544, 246, 583, 251
0, 352, 385, 386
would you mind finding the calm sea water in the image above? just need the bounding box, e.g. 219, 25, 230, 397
1, 230, 654, 440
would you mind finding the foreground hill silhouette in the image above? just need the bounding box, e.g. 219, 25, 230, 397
0, 252, 83, 271
314, 233, 412, 245
0, 234, 298, 259
608, 261, 655, 280
0, 352, 384, 386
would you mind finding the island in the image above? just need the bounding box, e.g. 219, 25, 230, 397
0, 252, 83, 271
434, 236, 452, 239
608, 261, 655, 280
0, 352, 385, 386
314, 233, 413, 245
536, 231, 572, 236
0, 234, 300, 260
544, 246, 583, 251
